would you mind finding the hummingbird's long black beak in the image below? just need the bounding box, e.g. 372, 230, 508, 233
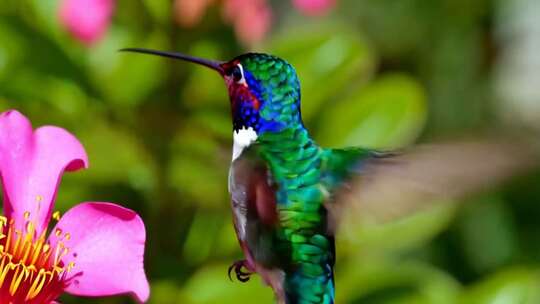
120, 48, 224, 74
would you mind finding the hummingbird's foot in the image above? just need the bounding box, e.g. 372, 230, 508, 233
228, 260, 253, 283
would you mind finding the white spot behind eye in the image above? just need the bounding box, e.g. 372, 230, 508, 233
236, 63, 247, 86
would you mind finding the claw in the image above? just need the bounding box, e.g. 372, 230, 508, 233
228, 260, 253, 283
227, 263, 235, 282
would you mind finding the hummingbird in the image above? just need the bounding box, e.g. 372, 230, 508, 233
121, 48, 538, 304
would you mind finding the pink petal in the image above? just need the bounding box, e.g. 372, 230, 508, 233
224, 0, 272, 45
222, 0, 244, 21
174, 0, 215, 27
0, 110, 88, 236
59, 0, 115, 46
50, 202, 149, 303
292, 0, 336, 16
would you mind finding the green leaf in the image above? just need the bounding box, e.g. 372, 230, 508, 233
26, 0, 63, 38
149, 280, 182, 304
460, 268, 540, 304
181, 41, 230, 108
457, 196, 518, 274
168, 128, 229, 208
88, 29, 168, 106
317, 73, 427, 149
338, 202, 457, 255
76, 120, 157, 192
0, 20, 25, 80
182, 210, 241, 265
179, 263, 274, 304
337, 257, 461, 304
143, 0, 173, 24
266, 23, 376, 121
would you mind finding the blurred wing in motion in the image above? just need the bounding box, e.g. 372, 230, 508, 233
326, 138, 540, 229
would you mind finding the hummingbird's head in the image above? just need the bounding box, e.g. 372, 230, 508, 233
220, 53, 301, 134
120, 49, 302, 137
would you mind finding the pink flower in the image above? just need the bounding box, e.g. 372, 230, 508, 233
175, 0, 272, 45
174, 0, 216, 27
59, 0, 115, 46
292, 0, 336, 16
0, 110, 149, 303
222, 0, 272, 45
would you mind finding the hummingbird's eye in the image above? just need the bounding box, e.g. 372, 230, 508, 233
231, 64, 245, 84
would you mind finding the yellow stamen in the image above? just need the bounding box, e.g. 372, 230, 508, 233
0, 256, 8, 288
12, 230, 21, 257
5, 222, 12, 253
0, 211, 75, 301
26, 269, 46, 300
52, 211, 61, 221
29, 236, 44, 267
67, 262, 75, 273
21, 238, 33, 264
10, 264, 28, 295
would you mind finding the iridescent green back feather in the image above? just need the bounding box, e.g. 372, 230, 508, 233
238, 53, 376, 304
256, 130, 374, 304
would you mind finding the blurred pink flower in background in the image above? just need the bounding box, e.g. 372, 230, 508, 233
175, 0, 272, 45
292, 0, 336, 16
222, 0, 272, 45
174, 0, 216, 27
0, 110, 149, 303
59, 0, 335, 46
59, 0, 115, 46
175, 0, 334, 45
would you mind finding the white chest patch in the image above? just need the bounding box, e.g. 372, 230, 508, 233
232, 127, 258, 161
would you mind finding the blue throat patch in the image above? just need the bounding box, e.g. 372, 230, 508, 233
233, 71, 286, 134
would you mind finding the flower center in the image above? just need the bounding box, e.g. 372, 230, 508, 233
0, 211, 74, 303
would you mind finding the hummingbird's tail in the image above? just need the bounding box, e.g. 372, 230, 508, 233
284, 259, 335, 304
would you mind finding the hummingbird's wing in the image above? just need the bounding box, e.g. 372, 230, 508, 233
323, 138, 539, 229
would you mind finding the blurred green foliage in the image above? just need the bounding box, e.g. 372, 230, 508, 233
1, 0, 540, 303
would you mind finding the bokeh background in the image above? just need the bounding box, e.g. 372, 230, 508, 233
1, 0, 540, 303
